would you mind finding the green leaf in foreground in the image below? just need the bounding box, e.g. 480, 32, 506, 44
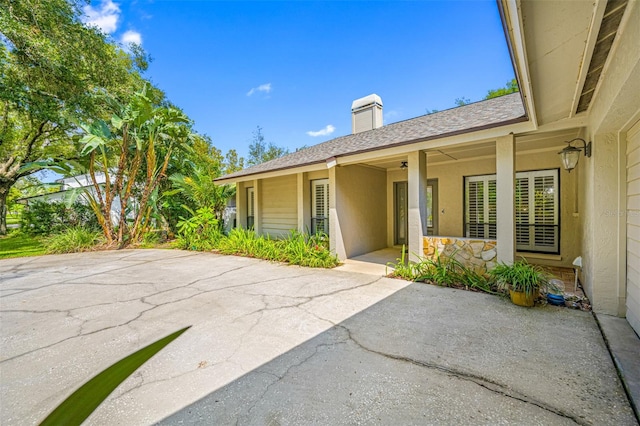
40, 326, 191, 426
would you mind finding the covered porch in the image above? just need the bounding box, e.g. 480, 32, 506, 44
330, 128, 581, 271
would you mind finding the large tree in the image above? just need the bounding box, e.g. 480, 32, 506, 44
485, 78, 519, 99
0, 0, 144, 234
247, 126, 288, 166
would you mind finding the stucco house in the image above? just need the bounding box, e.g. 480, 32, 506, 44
216, 0, 640, 335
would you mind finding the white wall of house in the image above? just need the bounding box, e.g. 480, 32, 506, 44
625, 119, 640, 333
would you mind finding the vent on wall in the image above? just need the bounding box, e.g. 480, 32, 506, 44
351, 94, 383, 134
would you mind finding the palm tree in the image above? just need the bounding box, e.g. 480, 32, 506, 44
169, 168, 236, 225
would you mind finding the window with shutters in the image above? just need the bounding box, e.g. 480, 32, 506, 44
311, 179, 329, 234
464, 169, 559, 253
515, 169, 559, 253
246, 187, 255, 229
465, 175, 497, 239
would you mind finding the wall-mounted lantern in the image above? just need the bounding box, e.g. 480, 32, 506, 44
559, 138, 591, 172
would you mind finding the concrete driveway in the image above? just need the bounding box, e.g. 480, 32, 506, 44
0, 249, 636, 425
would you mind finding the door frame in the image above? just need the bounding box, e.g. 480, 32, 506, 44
394, 181, 408, 245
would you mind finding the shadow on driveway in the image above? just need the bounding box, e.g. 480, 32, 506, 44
0, 250, 636, 425
159, 283, 635, 425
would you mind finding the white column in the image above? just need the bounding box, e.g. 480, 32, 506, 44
297, 173, 304, 232
328, 166, 346, 260
408, 150, 427, 262
253, 179, 261, 235
496, 134, 515, 263
236, 181, 245, 229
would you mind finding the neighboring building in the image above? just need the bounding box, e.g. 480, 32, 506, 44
216, 0, 640, 334
17, 173, 123, 225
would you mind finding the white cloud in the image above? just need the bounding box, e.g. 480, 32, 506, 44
121, 30, 142, 45
306, 124, 336, 137
83, 0, 120, 34
247, 83, 272, 97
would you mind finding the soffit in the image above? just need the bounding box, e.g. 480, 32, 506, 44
521, 1, 594, 125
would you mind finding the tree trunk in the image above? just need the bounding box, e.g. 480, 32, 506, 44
0, 180, 12, 235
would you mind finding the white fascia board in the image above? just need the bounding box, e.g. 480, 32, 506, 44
335, 120, 535, 166
215, 162, 326, 185
500, 0, 538, 129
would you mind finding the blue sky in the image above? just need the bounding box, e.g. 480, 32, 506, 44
83, 0, 515, 159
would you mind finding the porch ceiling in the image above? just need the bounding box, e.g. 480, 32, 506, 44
360, 129, 581, 168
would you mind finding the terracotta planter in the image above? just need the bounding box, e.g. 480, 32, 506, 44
509, 289, 535, 307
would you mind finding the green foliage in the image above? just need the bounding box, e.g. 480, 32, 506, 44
247, 126, 288, 166
223, 149, 245, 174
176, 207, 223, 251
454, 97, 471, 106
67, 86, 192, 247
168, 171, 235, 226
485, 78, 519, 99
388, 249, 495, 294
0, 231, 46, 259
0, 0, 151, 234
184, 226, 340, 268
488, 259, 552, 296
44, 227, 103, 254
20, 201, 99, 236
280, 231, 336, 267
40, 326, 190, 426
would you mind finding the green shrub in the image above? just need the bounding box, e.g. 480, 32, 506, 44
281, 230, 339, 268
20, 201, 100, 236
216, 228, 339, 268
388, 249, 495, 294
488, 259, 555, 296
45, 227, 103, 254
175, 207, 222, 251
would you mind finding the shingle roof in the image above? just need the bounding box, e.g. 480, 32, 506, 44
217, 92, 526, 181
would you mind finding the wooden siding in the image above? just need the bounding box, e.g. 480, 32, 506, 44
260, 175, 297, 238
627, 120, 640, 335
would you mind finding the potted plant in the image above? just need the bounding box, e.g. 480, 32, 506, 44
489, 260, 552, 307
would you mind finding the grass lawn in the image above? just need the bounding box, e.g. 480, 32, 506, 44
0, 232, 46, 259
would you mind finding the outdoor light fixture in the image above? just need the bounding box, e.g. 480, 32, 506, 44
400, 161, 408, 170
558, 138, 591, 172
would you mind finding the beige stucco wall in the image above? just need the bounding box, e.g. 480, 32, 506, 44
335, 165, 387, 257
422, 148, 579, 267
260, 175, 297, 238
579, 0, 640, 318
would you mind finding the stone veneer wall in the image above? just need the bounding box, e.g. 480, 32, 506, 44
423, 237, 497, 275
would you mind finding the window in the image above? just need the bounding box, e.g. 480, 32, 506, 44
515, 169, 559, 253
311, 179, 329, 234
465, 175, 497, 239
464, 169, 559, 253
246, 187, 255, 229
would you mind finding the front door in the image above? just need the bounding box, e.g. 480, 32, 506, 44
394, 181, 408, 245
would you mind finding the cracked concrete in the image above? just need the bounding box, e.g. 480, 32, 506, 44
0, 249, 637, 425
